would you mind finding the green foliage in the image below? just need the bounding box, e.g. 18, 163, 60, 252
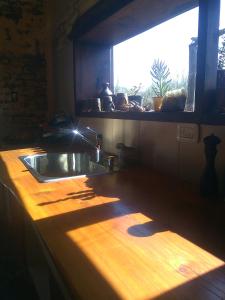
170, 74, 188, 91
115, 61, 188, 107
141, 87, 153, 106
150, 59, 172, 97
218, 34, 225, 70
127, 83, 142, 95
115, 81, 143, 96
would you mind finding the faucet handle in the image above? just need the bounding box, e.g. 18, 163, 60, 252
96, 134, 103, 149
106, 155, 115, 172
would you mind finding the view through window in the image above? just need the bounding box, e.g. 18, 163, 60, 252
218, 0, 225, 94
113, 7, 199, 112
218, 0, 225, 71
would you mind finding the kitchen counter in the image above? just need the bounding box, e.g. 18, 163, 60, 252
0, 148, 225, 299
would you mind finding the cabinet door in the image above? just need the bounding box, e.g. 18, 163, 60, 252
0, 183, 25, 265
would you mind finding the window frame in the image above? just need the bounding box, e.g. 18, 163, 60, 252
72, 0, 224, 125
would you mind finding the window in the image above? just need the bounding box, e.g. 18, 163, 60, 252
217, 0, 225, 113
113, 7, 199, 112
218, 0, 225, 70
73, 0, 225, 124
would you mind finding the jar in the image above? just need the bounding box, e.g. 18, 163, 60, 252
99, 83, 115, 111
99, 82, 113, 97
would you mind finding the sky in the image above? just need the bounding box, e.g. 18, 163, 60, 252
113, 1, 225, 90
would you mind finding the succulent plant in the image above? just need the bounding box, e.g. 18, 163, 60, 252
150, 59, 172, 97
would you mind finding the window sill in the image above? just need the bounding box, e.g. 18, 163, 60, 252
201, 113, 225, 125
78, 111, 225, 125
77, 111, 199, 123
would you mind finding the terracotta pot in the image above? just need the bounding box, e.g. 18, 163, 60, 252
152, 96, 163, 112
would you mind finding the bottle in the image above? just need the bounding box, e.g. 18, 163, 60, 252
99, 82, 112, 96
99, 83, 115, 111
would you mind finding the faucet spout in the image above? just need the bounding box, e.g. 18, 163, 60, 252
85, 127, 102, 150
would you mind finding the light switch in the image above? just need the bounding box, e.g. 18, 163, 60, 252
177, 124, 199, 143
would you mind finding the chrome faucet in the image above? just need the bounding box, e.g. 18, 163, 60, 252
85, 127, 103, 150
75, 126, 102, 163
70, 124, 102, 151
71, 124, 116, 168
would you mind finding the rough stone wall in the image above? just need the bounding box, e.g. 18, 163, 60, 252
0, 0, 47, 143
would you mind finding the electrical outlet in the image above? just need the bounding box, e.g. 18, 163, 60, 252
177, 124, 199, 143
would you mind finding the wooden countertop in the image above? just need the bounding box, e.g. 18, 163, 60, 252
0, 148, 225, 300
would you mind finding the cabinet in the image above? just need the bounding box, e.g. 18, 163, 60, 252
0, 182, 73, 300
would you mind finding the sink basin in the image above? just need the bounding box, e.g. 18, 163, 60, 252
19, 151, 109, 182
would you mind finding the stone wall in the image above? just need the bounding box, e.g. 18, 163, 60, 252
0, 0, 47, 144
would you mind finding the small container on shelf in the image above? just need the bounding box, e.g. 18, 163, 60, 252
99, 82, 115, 112
152, 96, 163, 112
88, 98, 102, 112
161, 88, 186, 112
78, 98, 102, 113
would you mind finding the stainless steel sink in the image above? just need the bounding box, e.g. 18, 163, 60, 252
19, 151, 110, 183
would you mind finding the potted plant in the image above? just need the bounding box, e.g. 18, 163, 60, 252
127, 83, 143, 105
150, 59, 171, 111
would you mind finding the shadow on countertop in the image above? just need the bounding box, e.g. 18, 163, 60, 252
0, 154, 225, 299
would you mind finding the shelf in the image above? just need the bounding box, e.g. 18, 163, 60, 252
77, 111, 199, 123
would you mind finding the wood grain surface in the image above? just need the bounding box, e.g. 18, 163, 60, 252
0, 148, 225, 300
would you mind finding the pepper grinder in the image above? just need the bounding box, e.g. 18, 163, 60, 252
200, 134, 221, 200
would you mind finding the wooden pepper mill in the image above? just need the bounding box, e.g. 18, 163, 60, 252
200, 134, 221, 200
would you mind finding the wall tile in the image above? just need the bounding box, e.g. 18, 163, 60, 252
78, 120, 225, 187
112, 119, 124, 152
139, 121, 179, 176
123, 120, 140, 148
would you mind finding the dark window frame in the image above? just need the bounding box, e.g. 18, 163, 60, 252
72, 0, 224, 125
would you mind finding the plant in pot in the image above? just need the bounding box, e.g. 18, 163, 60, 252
127, 83, 145, 112
127, 83, 143, 105
150, 59, 171, 111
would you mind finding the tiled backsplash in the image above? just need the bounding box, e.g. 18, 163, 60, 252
80, 118, 225, 189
